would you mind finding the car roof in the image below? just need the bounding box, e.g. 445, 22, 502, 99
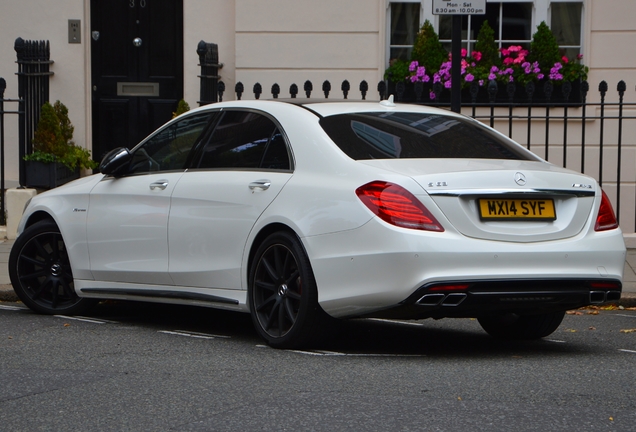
186, 98, 462, 120
300, 99, 457, 118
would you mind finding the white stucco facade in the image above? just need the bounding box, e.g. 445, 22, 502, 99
1, 0, 635, 231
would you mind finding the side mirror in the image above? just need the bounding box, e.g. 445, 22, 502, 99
99, 147, 132, 176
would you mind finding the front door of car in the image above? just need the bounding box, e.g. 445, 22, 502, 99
86, 112, 214, 285
168, 110, 294, 289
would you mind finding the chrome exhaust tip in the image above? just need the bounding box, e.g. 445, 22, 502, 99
416, 293, 445, 306
442, 293, 467, 306
589, 291, 607, 304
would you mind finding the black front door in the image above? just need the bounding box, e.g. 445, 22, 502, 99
90, 0, 183, 159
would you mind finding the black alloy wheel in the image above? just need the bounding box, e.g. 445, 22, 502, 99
9, 220, 94, 315
478, 310, 566, 340
249, 231, 323, 349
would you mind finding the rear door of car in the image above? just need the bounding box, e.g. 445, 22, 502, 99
86, 111, 215, 284
168, 109, 293, 289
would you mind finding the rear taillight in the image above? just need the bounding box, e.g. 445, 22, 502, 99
428, 283, 470, 292
590, 281, 621, 290
356, 181, 444, 232
595, 190, 619, 231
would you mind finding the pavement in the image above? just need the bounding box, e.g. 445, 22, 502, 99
1, 238, 635, 307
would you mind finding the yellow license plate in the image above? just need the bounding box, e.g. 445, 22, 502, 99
479, 198, 556, 220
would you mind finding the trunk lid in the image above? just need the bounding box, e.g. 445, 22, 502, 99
359, 159, 597, 242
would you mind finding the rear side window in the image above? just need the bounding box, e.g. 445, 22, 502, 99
319, 112, 536, 161
195, 110, 291, 170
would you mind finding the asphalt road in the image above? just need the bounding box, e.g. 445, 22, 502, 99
1, 300, 635, 431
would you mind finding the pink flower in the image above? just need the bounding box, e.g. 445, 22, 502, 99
577, 54, 584, 60
501, 45, 528, 66
479, 80, 485, 86
523, 62, 533, 74
549, 63, 564, 80
429, 91, 436, 100
473, 51, 482, 62
461, 48, 468, 58
409, 65, 430, 83
409, 61, 419, 72
562, 56, 569, 63
551, 62, 563, 72
465, 73, 475, 82
513, 55, 526, 65
488, 66, 499, 81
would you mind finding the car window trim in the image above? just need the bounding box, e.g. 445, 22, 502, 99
121, 110, 220, 177
188, 108, 295, 172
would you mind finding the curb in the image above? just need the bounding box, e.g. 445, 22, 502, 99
618, 293, 636, 308
0, 285, 18, 303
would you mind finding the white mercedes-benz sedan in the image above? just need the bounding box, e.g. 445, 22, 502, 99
9, 99, 626, 348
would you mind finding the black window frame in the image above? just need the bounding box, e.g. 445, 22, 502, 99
125, 110, 219, 176
320, 111, 541, 161
189, 109, 295, 172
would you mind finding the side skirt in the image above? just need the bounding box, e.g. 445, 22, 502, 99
80, 288, 238, 305
75, 280, 248, 312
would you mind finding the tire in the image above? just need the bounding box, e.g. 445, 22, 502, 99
9, 220, 95, 315
478, 311, 566, 340
248, 231, 323, 349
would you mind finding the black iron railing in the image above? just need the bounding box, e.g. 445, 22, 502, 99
196, 41, 222, 106
0, 78, 24, 225
14, 37, 53, 187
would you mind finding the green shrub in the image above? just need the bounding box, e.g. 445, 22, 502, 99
31, 102, 63, 155
172, 99, 191, 118
474, 21, 500, 67
384, 59, 410, 83
529, 22, 562, 74
411, 20, 448, 74
25, 101, 97, 171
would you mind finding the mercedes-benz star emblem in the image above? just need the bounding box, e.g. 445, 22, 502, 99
514, 172, 527, 186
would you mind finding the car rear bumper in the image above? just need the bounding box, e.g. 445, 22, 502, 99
366, 278, 622, 320
303, 217, 626, 319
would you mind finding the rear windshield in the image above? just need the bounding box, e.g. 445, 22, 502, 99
319, 112, 536, 161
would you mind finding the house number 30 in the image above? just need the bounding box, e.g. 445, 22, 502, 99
129, 0, 147, 7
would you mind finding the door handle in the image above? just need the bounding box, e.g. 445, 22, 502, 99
150, 180, 168, 190
249, 180, 271, 191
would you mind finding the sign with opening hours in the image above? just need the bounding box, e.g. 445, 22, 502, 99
432, 0, 486, 15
